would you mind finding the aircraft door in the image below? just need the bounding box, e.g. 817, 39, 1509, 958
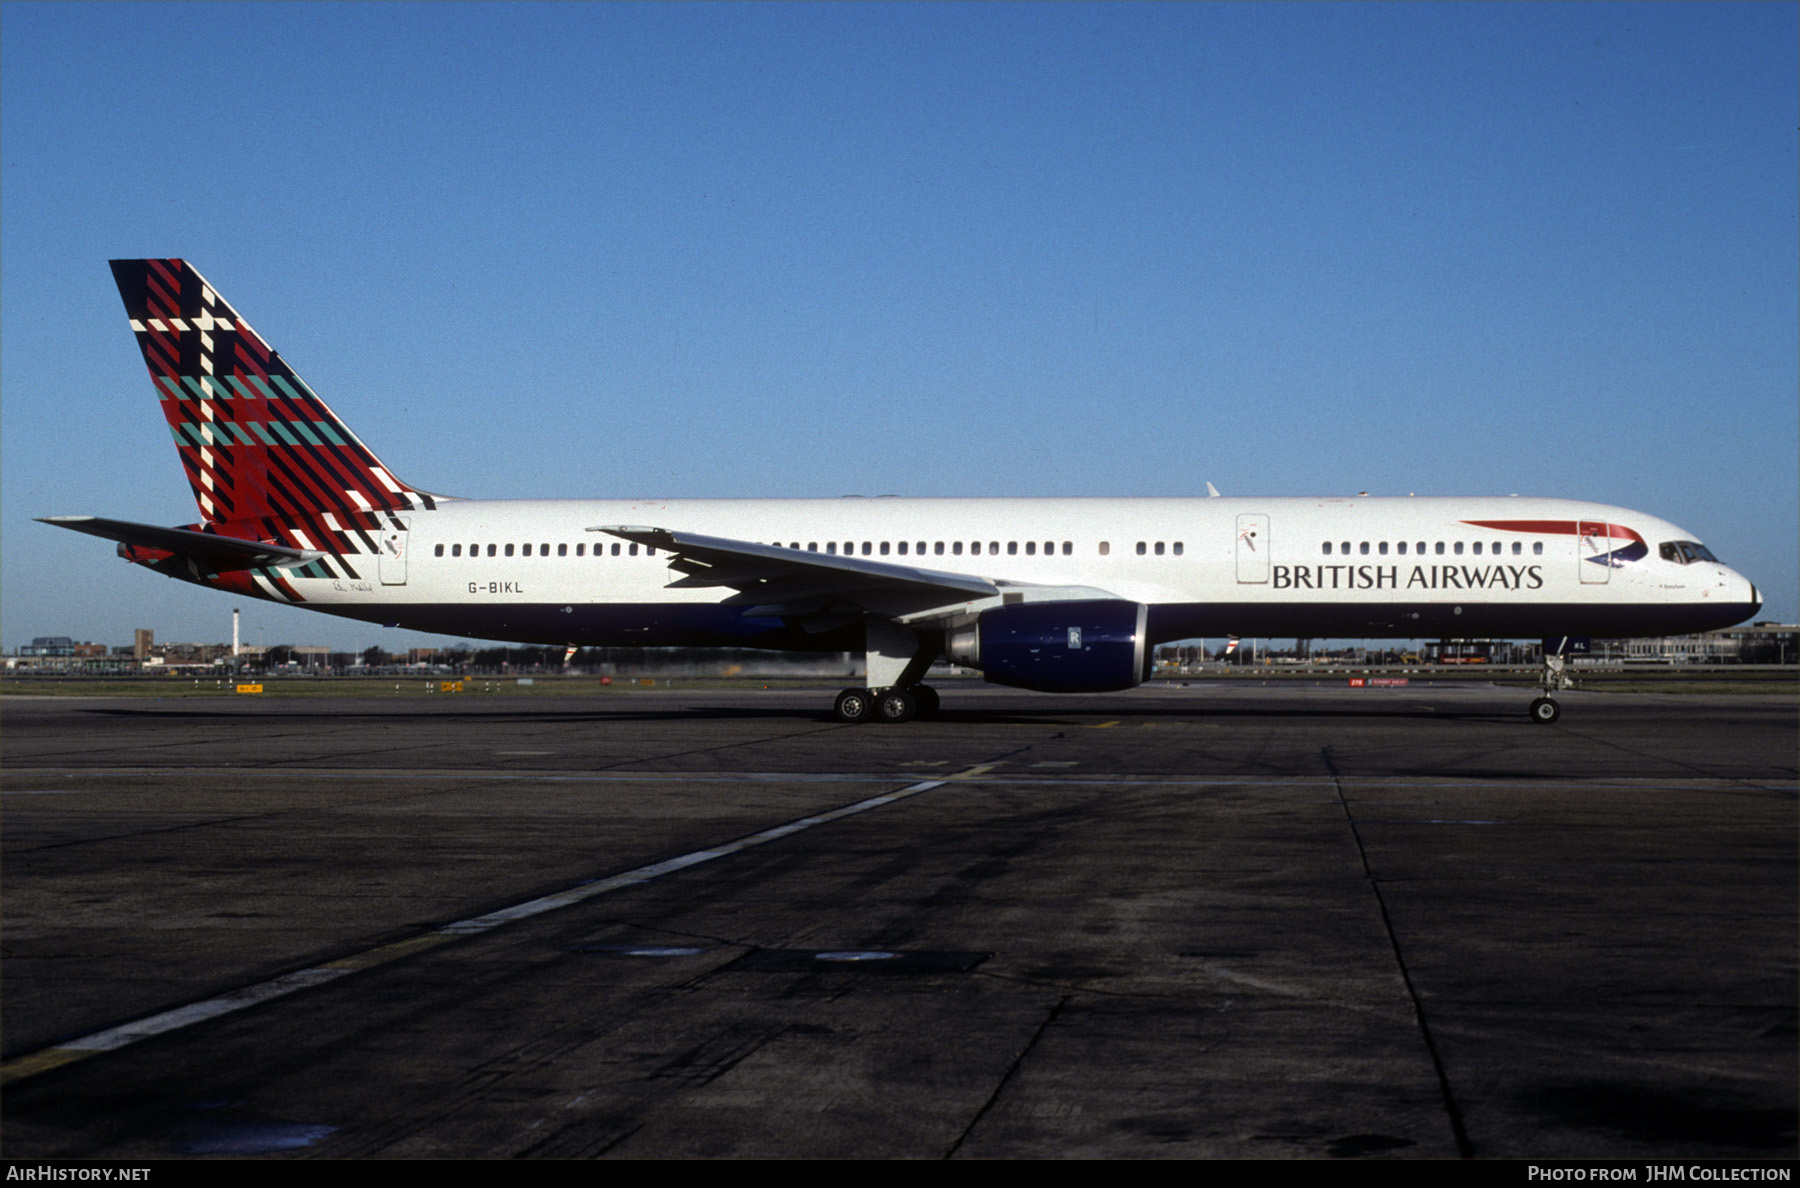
1577, 521, 1611, 585
1235, 514, 1269, 583
379, 517, 410, 585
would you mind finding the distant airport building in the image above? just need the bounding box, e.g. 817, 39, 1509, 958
1153, 626, 1797, 671
2, 633, 861, 678
7, 627, 1793, 675
16, 636, 94, 657
1600, 622, 1797, 665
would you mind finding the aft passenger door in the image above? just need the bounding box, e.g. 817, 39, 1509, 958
379, 517, 410, 586
1235, 514, 1269, 584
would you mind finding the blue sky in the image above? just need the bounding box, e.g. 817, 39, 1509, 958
3, 2, 1794, 652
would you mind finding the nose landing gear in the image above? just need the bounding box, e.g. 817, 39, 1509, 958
1530, 640, 1581, 724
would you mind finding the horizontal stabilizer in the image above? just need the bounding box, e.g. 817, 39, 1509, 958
38, 516, 324, 570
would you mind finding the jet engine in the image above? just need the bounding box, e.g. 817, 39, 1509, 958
944, 599, 1150, 693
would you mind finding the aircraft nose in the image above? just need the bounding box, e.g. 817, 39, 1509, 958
1729, 569, 1762, 617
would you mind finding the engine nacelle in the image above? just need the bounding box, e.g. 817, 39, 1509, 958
944, 599, 1151, 693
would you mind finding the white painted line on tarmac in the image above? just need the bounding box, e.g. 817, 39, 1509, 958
0, 763, 993, 1087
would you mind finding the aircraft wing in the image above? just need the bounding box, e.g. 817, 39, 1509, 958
592, 525, 1000, 626
39, 516, 324, 570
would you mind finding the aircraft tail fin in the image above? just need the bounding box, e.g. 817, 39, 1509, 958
108, 259, 437, 524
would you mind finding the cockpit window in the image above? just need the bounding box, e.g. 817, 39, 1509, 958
1659, 541, 1719, 565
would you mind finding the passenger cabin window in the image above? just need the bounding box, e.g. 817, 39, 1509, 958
1154, 542, 1164, 555
1453, 542, 1464, 555
1471, 542, 1481, 555
1323, 542, 1333, 555
952, 542, 963, 555
1099, 541, 1110, 556
1172, 542, 1182, 556
1378, 542, 1388, 555
1435, 542, 1445, 555
1359, 542, 1369, 555
1136, 542, 1146, 555
435, 544, 444, 557
505, 544, 515, 557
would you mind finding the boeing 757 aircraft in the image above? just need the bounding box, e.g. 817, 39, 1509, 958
42, 260, 1762, 724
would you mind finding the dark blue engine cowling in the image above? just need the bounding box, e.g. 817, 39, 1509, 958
956, 599, 1151, 693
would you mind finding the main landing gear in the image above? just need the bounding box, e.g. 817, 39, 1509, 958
834, 621, 943, 724
834, 684, 940, 724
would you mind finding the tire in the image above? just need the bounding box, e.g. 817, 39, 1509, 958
911, 685, 940, 719
1529, 697, 1561, 725
875, 689, 916, 724
834, 687, 873, 724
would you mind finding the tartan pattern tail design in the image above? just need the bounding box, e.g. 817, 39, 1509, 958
109, 259, 435, 524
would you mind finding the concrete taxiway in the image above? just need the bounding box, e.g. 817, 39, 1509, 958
2, 681, 1794, 1158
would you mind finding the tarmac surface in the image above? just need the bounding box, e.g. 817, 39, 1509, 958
2, 680, 1794, 1159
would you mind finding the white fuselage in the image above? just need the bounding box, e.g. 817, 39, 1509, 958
267, 494, 1759, 648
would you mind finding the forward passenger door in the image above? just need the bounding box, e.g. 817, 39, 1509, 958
1236, 514, 1269, 584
